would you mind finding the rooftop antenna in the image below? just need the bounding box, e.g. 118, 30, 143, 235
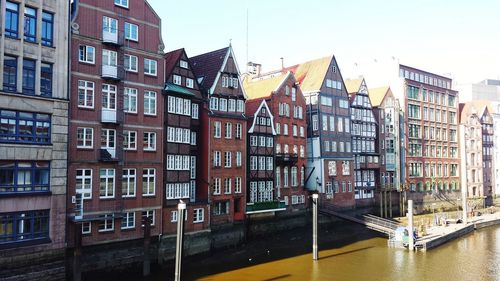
246, 8, 249, 66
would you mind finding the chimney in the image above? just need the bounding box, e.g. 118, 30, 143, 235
247, 61, 262, 77
280, 57, 284, 70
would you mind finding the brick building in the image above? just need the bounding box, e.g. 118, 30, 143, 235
0, 0, 69, 278
163, 48, 209, 234
345, 78, 379, 207
394, 65, 460, 211
68, 0, 165, 245
284, 56, 355, 209
190, 46, 247, 226
243, 71, 308, 212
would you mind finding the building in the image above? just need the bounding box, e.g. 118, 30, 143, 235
190, 46, 247, 226
345, 78, 379, 207
245, 100, 281, 214
369, 86, 403, 217
457, 79, 500, 197
459, 103, 484, 209
0, 0, 69, 278
68, 0, 165, 245
243, 71, 308, 212
163, 48, 209, 233
395, 65, 461, 211
284, 56, 355, 209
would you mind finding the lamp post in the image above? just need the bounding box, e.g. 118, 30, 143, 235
174, 200, 186, 281
312, 193, 319, 260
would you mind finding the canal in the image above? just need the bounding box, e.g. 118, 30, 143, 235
90, 222, 500, 281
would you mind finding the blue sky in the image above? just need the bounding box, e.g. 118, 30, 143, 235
148, 0, 500, 86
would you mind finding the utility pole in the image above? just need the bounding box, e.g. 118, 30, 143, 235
312, 193, 319, 260
174, 201, 186, 281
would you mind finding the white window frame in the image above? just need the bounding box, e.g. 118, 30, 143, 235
224, 151, 232, 168
193, 208, 204, 223
79, 45, 95, 64
235, 177, 242, 193
214, 121, 221, 138
124, 22, 138, 41
123, 130, 137, 150
114, 0, 128, 8
142, 168, 156, 196
76, 169, 92, 199
98, 214, 114, 232
77, 127, 94, 149
142, 210, 155, 226
186, 78, 194, 89
225, 123, 232, 139
124, 88, 138, 113
99, 168, 115, 199
82, 222, 91, 234
173, 75, 182, 85
180, 60, 188, 68
192, 103, 199, 119
144, 58, 157, 76
213, 178, 221, 195
124, 54, 138, 72
143, 132, 156, 151
236, 151, 242, 167
121, 212, 135, 229
122, 168, 136, 198
78, 80, 94, 109
102, 49, 117, 67
144, 91, 157, 116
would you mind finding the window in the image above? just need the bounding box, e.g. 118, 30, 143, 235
0, 161, 50, 194
102, 84, 116, 110
122, 169, 136, 197
166, 183, 189, 199
38, 11, 54, 46
123, 130, 137, 150
291, 167, 298, 187
79, 46, 95, 64
186, 78, 194, 89
98, 214, 114, 232
124, 54, 138, 72
76, 169, 92, 199
237, 100, 245, 112
143, 91, 157, 115
24, 7, 37, 42
82, 222, 91, 234
121, 212, 135, 229
3, 56, 17, 92
213, 151, 221, 167
235, 177, 242, 193
78, 80, 94, 108
292, 87, 297, 101
284, 167, 289, 187
267, 157, 273, 171
190, 131, 197, 145
193, 209, 204, 223
173, 75, 182, 85
99, 169, 115, 198
22, 59, 36, 95
283, 124, 289, 135
235, 123, 242, 139
180, 60, 188, 68
224, 178, 231, 194
228, 99, 236, 112
142, 210, 155, 226
236, 151, 242, 167
103, 16, 118, 35
5, 2, 19, 38
142, 168, 155, 196
77, 127, 93, 148
0, 110, 51, 144
124, 22, 138, 41
0, 210, 49, 244
101, 129, 116, 151
214, 121, 221, 138
144, 59, 157, 76
224, 151, 232, 168
170, 211, 178, 222
190, 156, 196, 179
124, 88, 137, 113
225, 123, 232, 139
342, 161, 350, 175
114, 0, 129, 7
220, 99, 228, 111
213, 178, 221, 194
143, 132, 156, 151
213, 201, 229, 215
40, 63, 53, 96
312, 115, 318, 131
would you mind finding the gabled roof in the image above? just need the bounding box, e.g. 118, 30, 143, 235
291, 56, 333, 93
243, 72, 291, 100
467, 100, 494, 116
459, 102, 482, 124
190, 47, 229, 91
164, 48, 184, 78
247, 99, 276, 135
344, 78, 364, 95
368, 86, 390, 107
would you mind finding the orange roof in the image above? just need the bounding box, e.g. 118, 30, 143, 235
292, 56, 332, 93
368, 86, 390, 107
344, 78, 364, 95
243, 72, 289, 100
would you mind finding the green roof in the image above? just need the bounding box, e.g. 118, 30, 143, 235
164, 82, 195, 97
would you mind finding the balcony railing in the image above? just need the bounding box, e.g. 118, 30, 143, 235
101, 108, 117, 123
102, 27, 123, 45
246, 200, 286, 214
275, 153, 298, 164
99, 148, 118, 162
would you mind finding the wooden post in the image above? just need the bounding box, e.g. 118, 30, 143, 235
73, 223, 82, 281
408, 200, 414, 251
143, 216, 151, 277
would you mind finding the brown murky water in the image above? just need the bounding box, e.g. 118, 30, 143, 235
91, 223, 500, 281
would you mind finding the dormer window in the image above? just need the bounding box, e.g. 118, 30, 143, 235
173, 75, 181, 85
114, 0, 128, 8
186, 78, 194, 89
292, 87, 296, 101
180, 60, 188, 69
222, 76, 228, 87
285, 86, 290, 96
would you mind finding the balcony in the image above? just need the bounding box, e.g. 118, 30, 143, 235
101, 109, 117, 123
99, 148, 118, 162
101, 65, 123, 80
102, 28, 122, 45
246, 200, 286, 214
275, 153, 298, 165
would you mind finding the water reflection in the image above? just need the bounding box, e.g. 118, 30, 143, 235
194, 227, 499, 281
